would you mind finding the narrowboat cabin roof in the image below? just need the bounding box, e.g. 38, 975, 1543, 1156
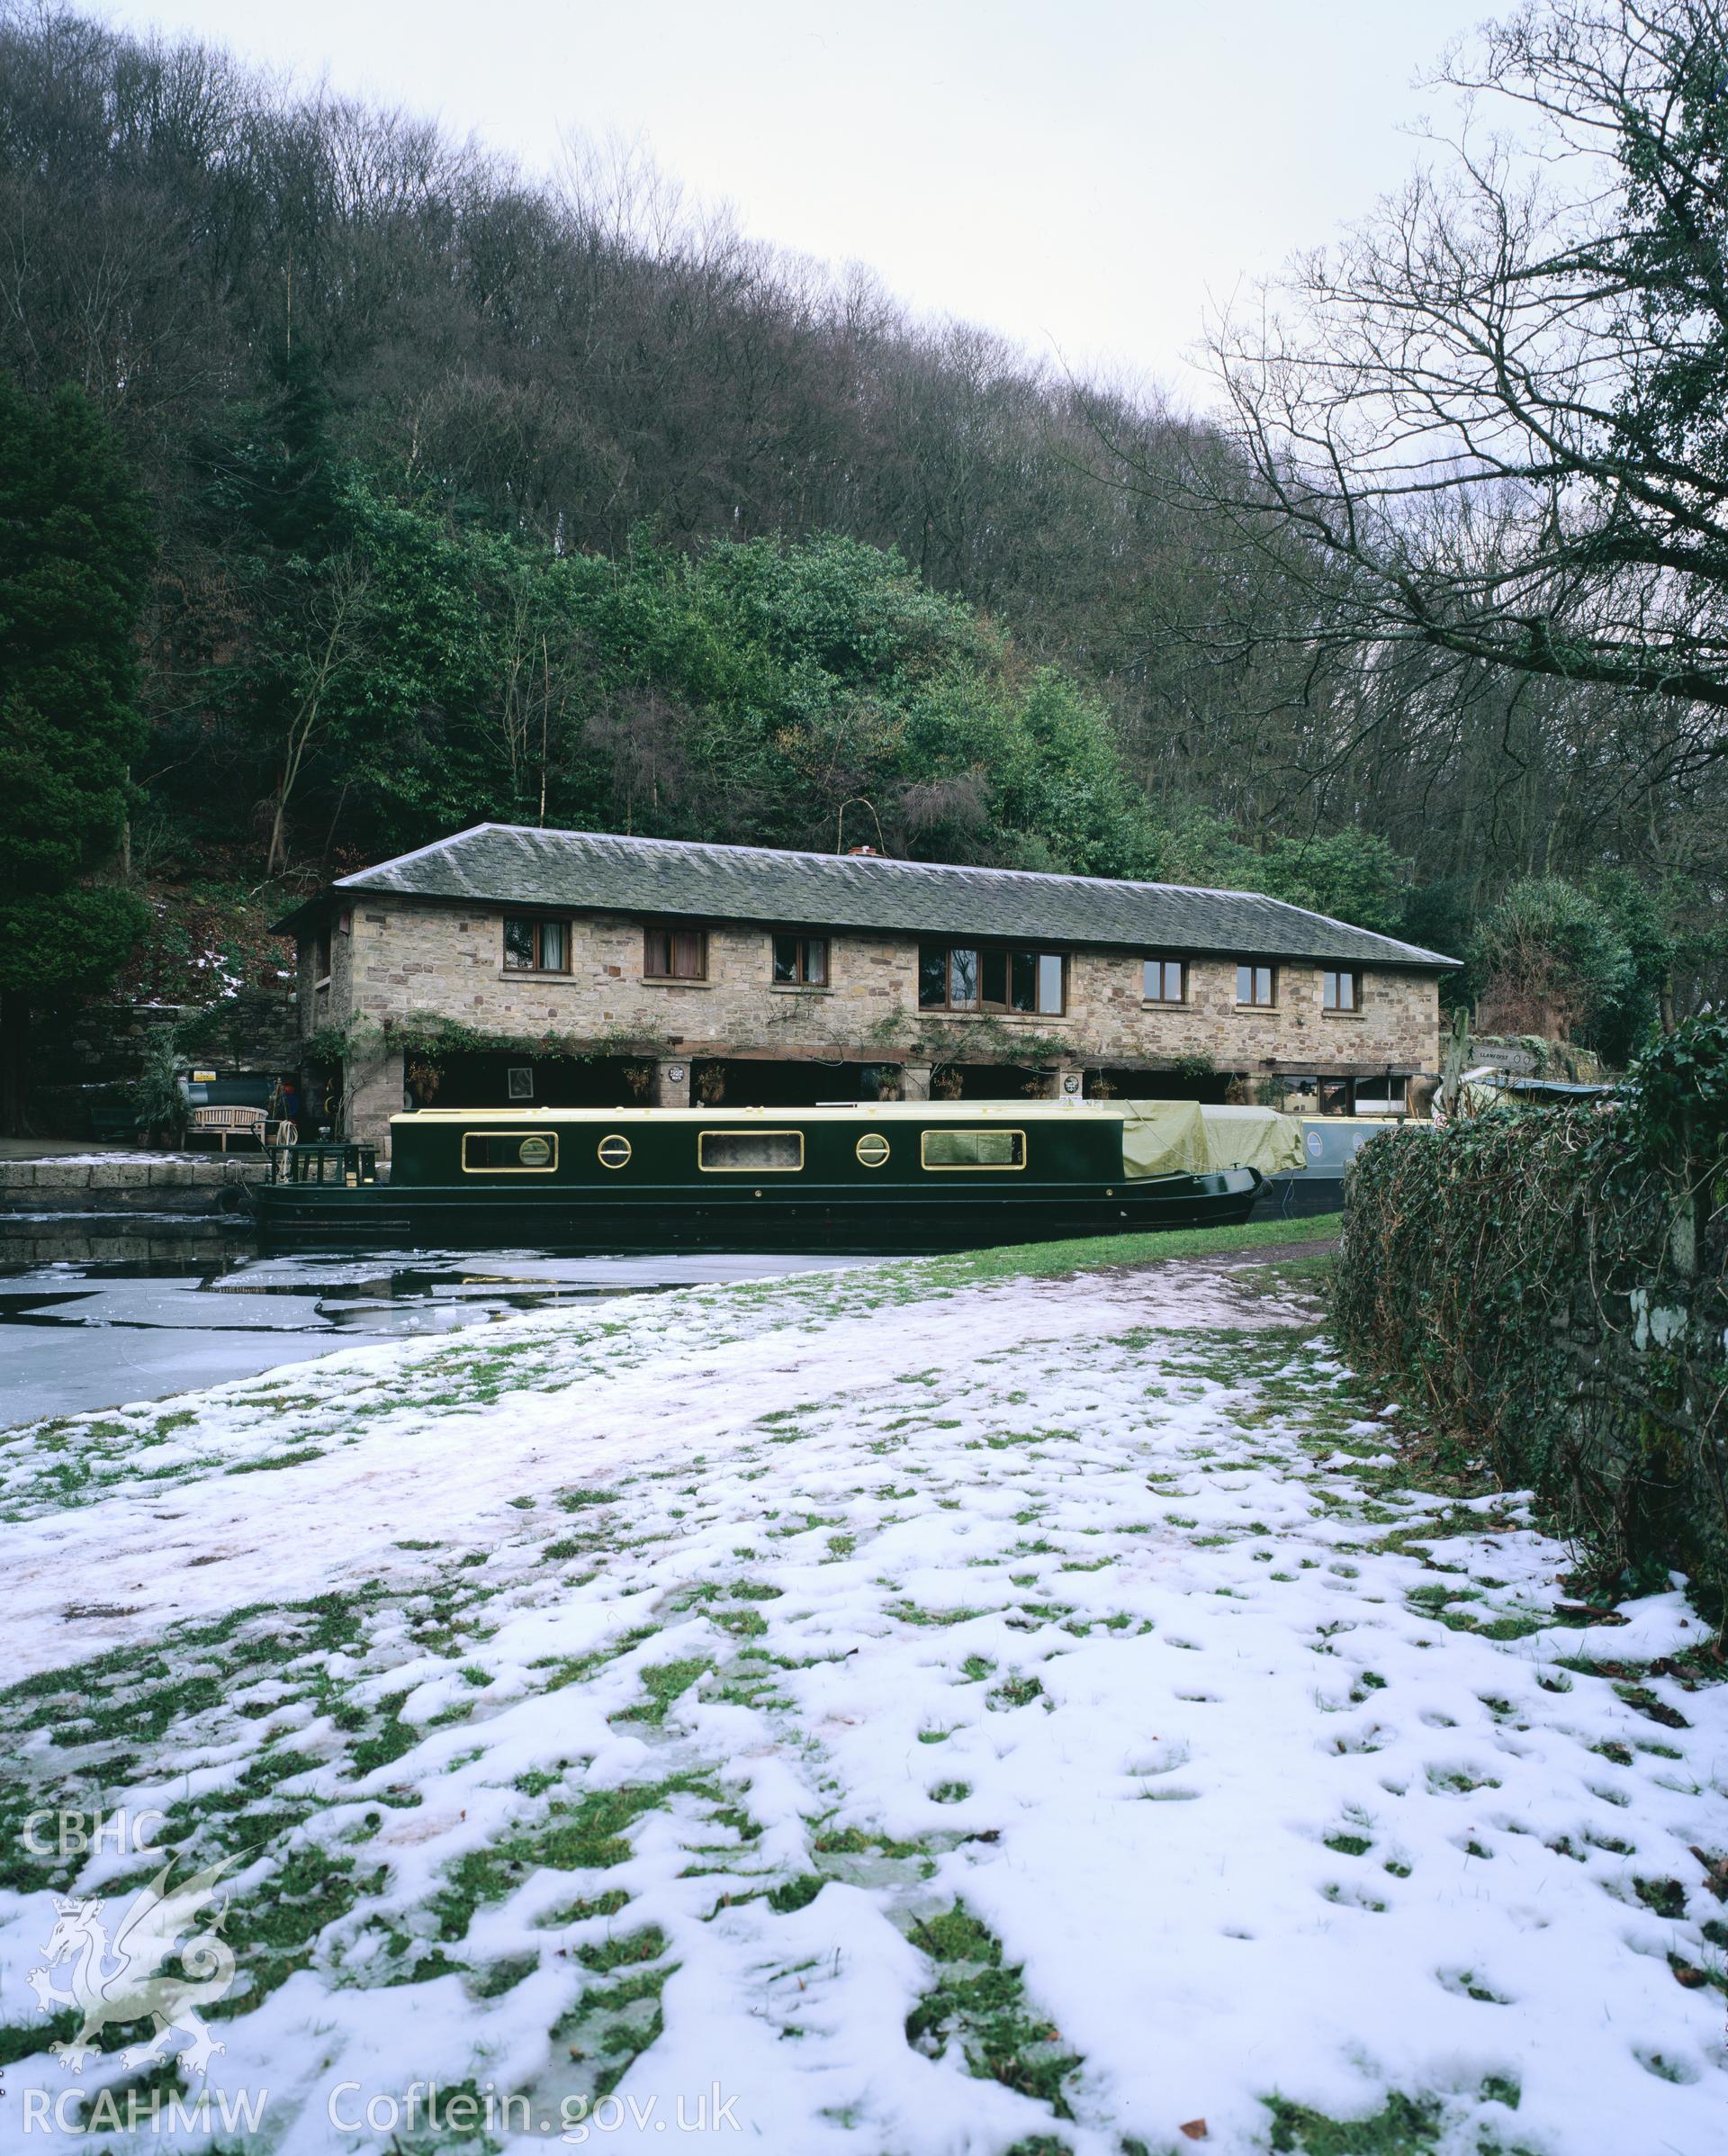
391, 1102, 1123, 1128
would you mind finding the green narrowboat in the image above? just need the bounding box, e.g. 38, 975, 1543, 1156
252, 1101, 1264, 1252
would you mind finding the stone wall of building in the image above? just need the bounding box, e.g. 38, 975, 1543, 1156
305, 902, 915, 1058
1069, 952, 1436, 1075
302, 898, 1441, 1150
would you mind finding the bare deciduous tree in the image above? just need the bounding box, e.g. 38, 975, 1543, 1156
264, 554, 371, 875
1203, 1, 1728, 773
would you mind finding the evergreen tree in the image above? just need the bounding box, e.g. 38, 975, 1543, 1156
0, 374, 152, 1130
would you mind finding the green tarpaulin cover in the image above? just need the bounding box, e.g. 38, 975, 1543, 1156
1117, 1100, 1307, 1179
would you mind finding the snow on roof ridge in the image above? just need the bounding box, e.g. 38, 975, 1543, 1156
331, 823, 500, 887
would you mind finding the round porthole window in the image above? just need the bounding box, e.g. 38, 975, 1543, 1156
597, 1133, 633, 1170
518, 1135, 553, 1168
855, 1132, 891, 1168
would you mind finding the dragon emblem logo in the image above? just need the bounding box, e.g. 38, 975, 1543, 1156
27, 1855, 240, 2076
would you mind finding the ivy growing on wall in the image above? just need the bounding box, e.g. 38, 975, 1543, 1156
383, 1013, 676, 1068
863, 1012, 1079, 1079
300, 1012, 676, 1071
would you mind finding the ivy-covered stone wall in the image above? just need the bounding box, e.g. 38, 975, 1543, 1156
1335, 1018, 1728, 1619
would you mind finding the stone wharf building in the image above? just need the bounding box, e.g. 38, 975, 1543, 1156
276, 824, 1458, 1155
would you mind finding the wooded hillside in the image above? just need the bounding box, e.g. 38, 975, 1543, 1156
2, 0, 1722, 1052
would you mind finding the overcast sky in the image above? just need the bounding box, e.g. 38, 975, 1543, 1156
94, 0, 1493, 404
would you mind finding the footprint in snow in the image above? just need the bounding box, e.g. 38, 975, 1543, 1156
1436, 1966, 1516, 2004
1323, 1722, 1395, 1755
1125, 1738, 1192, 1778
1319, 1880, 1388, 1911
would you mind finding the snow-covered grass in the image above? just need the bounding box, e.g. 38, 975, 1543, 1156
1, 1227, 1724, 2156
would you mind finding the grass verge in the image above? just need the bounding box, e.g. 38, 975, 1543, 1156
910, 1212, 1341, 1292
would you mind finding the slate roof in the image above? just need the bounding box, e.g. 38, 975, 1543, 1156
275, 824, 1460, 970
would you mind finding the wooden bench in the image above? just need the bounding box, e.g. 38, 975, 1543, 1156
187, 1105, 269, 1153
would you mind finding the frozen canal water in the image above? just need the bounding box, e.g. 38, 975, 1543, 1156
0, 1233, 866, 1427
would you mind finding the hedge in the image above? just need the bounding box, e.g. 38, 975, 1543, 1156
1334, 1016, 1728, 1619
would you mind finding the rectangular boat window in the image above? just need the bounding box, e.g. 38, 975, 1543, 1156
921, 1127, 1027, 1170
698, 1130, 804, 1172
644, 925, 706, 979
1322, 969, 1361, 1012
503, 916, 571, 972
1143, 959, 1186, 1004
1236, 963, 1276, 1008
462, 1131, 559, 1172
772, 934, 829, 986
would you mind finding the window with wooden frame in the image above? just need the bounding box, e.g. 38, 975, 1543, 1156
644, 925, 707, 980
1235, 963, 1276, 1008
772, 934, 829, 986
1322, 970, 1362, 1013
1142, 959, 1187, 1005
313, 925, 333, 985
920, 1126, 1027, 1170
502, 916, 570, 972
917, 943, 1065, 1015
